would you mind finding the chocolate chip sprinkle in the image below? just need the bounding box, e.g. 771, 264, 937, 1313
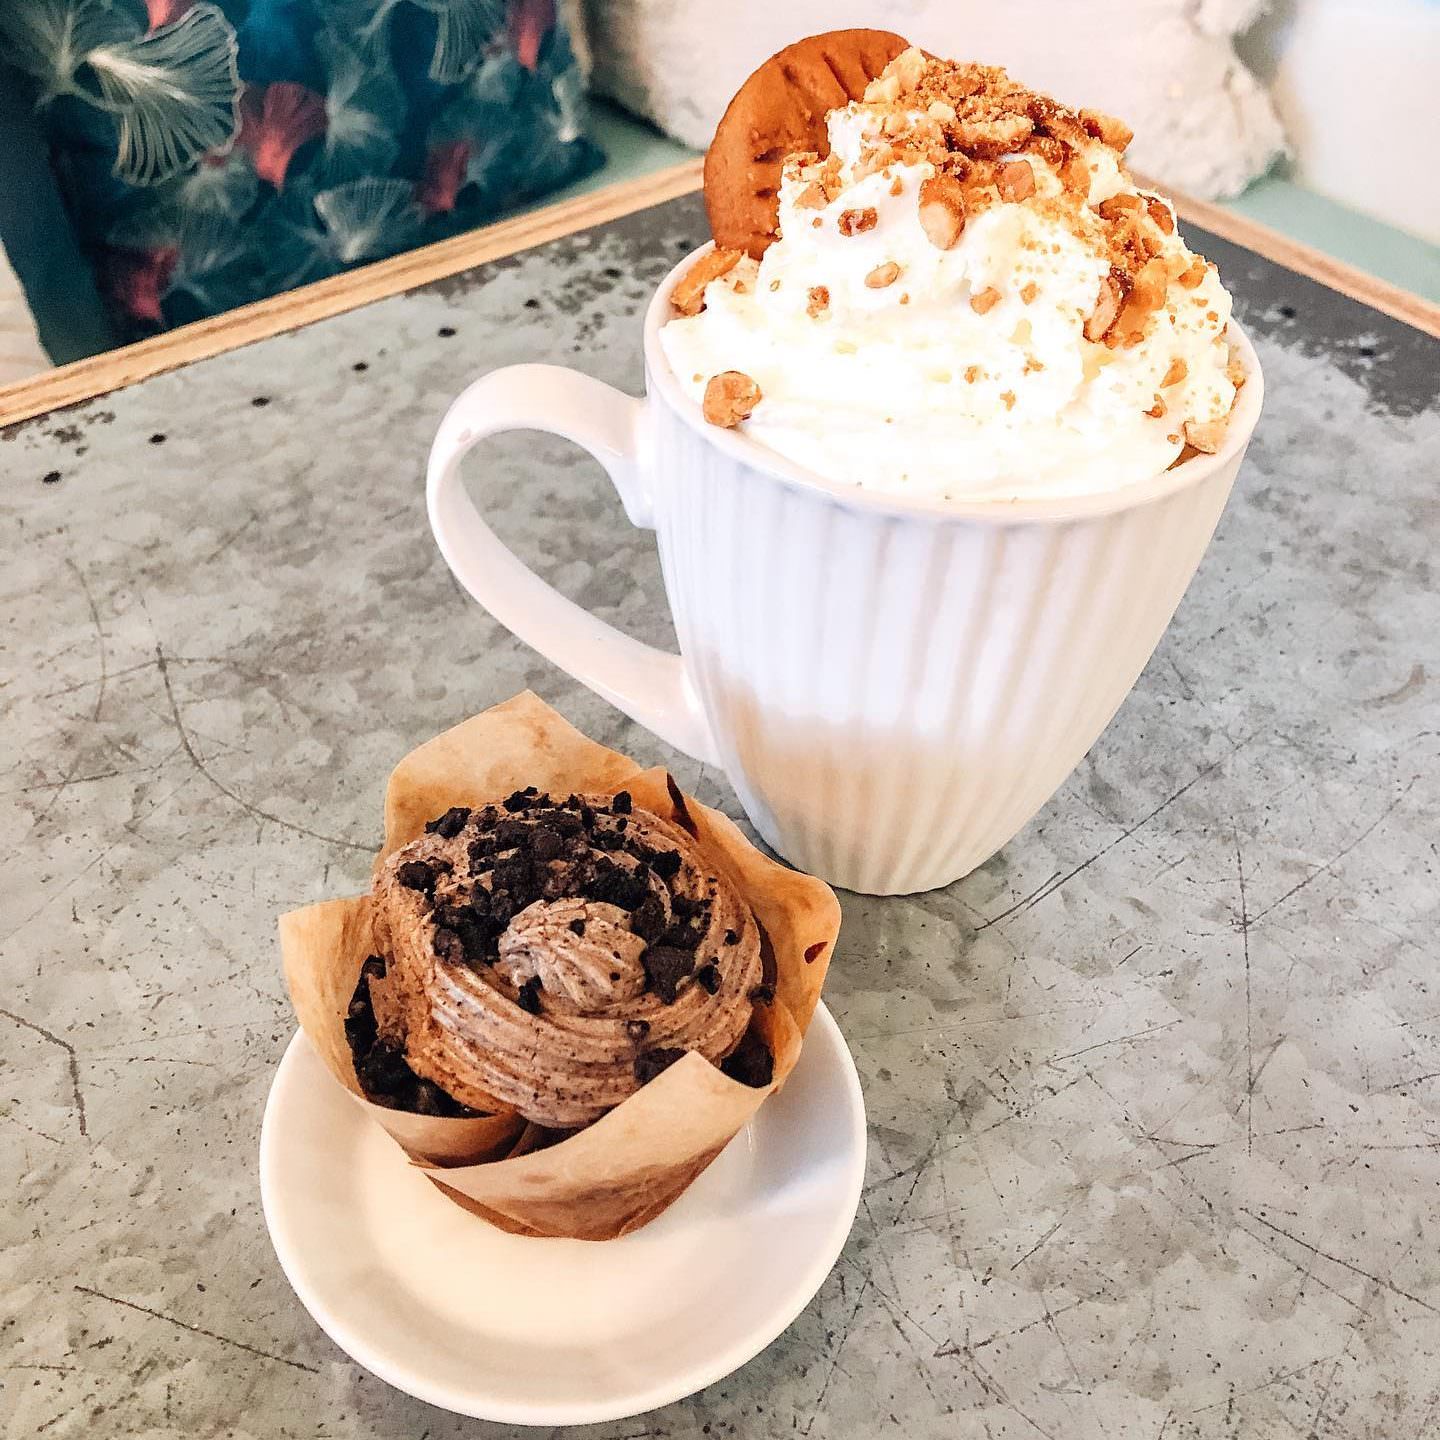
517, 976, 543, 1014
611, 790, 632, 815
696, 962, 721, 994
568, 918, 586, 936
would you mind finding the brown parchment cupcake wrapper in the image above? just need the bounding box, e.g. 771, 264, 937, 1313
279, 692, 840, 1241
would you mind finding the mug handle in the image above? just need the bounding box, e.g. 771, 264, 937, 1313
427, 363, 721, 768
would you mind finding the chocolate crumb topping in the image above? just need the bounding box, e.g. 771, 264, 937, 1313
720, 1030, 774, 1088
696, 963, 722, 994
568, 918, 586, 936
650, 849, 682, 880
625, 1019, 651, 1042
632, 892, 667, 943
343, 963, 478, 1117
643, 944, 696, 1004
635, 1047, 688, 1085
517, 976, 543, 1014
397, 860, 438, 894
612, 790, 632, 814
425, 806, 471, 839
433, 927, 464, 964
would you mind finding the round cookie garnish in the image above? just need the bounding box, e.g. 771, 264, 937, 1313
704, 28, 910, 259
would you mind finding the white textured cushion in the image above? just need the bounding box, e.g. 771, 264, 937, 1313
582, 0, 1286, 200
0, 242, 49, 385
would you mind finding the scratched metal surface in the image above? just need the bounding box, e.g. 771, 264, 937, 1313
3, 194, 1439, 1440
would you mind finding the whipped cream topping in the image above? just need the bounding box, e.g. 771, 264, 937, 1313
367, 792, 763, 1129
663, 50, 1240, 500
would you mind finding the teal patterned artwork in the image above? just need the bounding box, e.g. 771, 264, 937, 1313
0, 0, 602, 336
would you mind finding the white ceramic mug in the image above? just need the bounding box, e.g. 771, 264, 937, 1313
428, 246, 1264, 895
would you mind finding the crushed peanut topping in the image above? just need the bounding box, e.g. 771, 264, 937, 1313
703, 371, 762, 428
1080, 107, 1133, 150
806, 285, 830, 319
918, 173, 966, 250
964, 365, 981, 383
865, 261, 901, 289
837, 207, 879, 236
1083, 271, 1126, 343
1146, 197, 1175, 234
1178, 259, 1207, 289
996, 159, 1035, 203
1145, 396, 1166, 419
790, 50, 1195, 349
1059, 151, 1090, 197
1000, 390, 1017, 411
1161, 358, 1188, 387
970, 287, 1001, 315
1184, 417, 1226, 453
1097, 193, 1144, 222
1020, 282, 1039, 304
671, 247, 742, 317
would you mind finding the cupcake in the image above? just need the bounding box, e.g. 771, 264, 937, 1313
280, 693, 840, 1240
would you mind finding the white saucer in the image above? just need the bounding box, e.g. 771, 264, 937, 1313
259, 1005, 866, 1426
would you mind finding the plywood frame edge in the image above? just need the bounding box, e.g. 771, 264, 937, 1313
2, 157, 1435, 426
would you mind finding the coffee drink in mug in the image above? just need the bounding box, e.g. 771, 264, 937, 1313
428, 39, 1263, 895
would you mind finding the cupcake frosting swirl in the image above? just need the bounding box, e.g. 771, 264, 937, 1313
367, 790, 765, 1127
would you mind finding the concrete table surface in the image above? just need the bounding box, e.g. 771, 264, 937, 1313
3, 195, 1439, 1440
